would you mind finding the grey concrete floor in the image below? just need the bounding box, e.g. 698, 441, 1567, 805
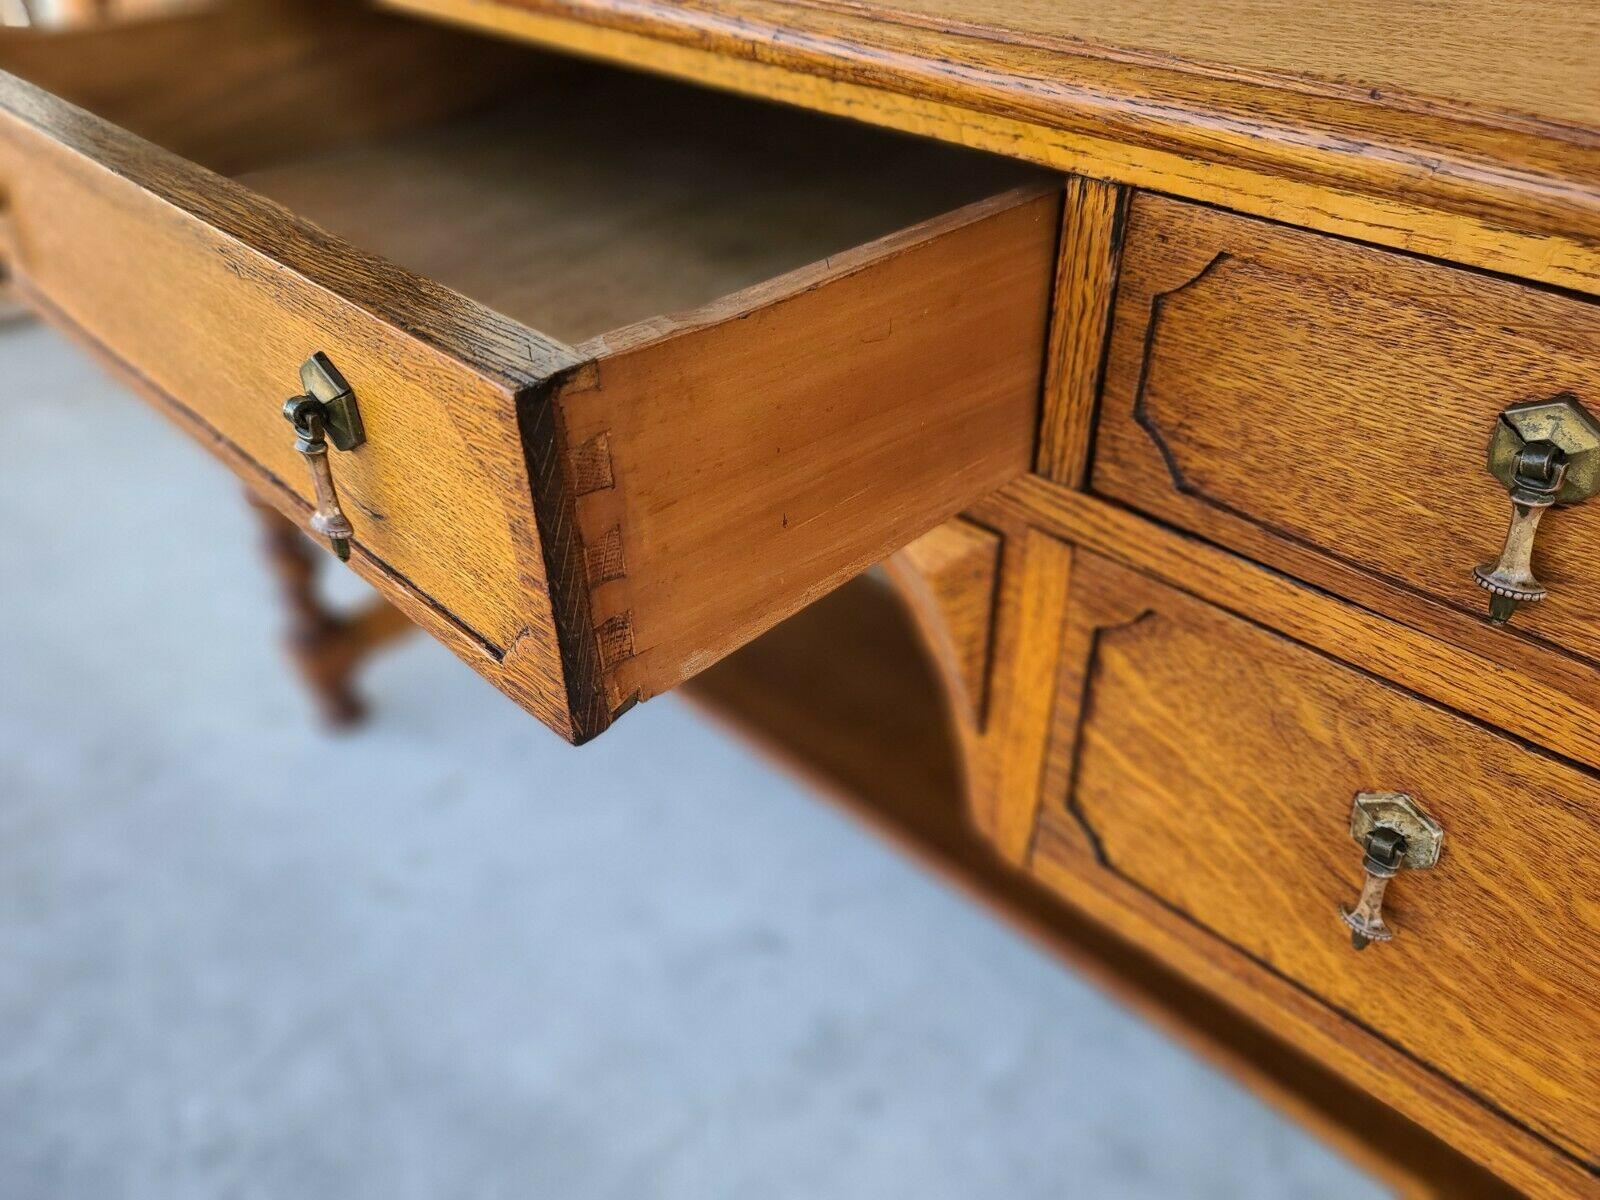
0, 321, 1388, 1198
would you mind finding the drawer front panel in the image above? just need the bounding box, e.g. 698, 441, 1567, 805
1038, 551, 1598, 1165
0, 71, 590, 733
1092, 193, 1600, 667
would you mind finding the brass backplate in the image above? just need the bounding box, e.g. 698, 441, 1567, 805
1486, 393, 1600, 504
1349, 792, 1443, 870
298, 351, 365, 452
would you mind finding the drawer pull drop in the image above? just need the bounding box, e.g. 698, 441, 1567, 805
281, 353, 365, 561
1474, 394, 1600, 625
1339, 792, 1442, 950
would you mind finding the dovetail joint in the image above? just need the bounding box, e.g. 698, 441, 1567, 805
595, 611, 635, 669
585, 524, 627, 587
569, 431, 615, 496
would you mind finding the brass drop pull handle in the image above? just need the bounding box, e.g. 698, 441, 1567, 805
1474, 394, 1600, 625
1339, 792, 1442, 950
281, 353, 365, 561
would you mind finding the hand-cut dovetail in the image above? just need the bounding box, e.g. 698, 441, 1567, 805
595, 611, 635, 668
585, 525, 626, 586
568, 431, 615, 496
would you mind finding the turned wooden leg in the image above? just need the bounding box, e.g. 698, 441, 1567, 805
245, 491, 412, 728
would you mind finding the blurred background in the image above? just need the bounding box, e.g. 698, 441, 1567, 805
0, 317, 1391, 1197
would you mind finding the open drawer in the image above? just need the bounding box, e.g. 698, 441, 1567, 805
0, 3, 1058, 741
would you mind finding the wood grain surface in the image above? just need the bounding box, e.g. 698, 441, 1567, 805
825, 0, 1600, 132
686, 574, 1521, 1200
381, 0, 1600, 296
879, 519, 1075, 866
1093, 193, 1600, 684
0, 55, 1054, 740
558, 188, 1057, 714
240, 70, 1043, 344
1034, 175, 1126, 485
1049, 552, 1598, 1161
0, 0, 538, 174
980, 479, 1600, 777
1023, 549, 1600, 1196
0, 68, 601, 736
17, 7, 1590, 1182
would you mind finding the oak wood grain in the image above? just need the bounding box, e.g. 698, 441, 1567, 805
1030, 817, 1595, 1200
0, 60, 1054, 740
686, 573, 1520, 1200
880, 519, 1073, 865
556, 188, 1057, 714
1027, 549, 1600, 1196
980, 479, 1600, 777
1034, 174, 1126, 485
1093, 193, 1600, 684
822, 0, 1600, 133
381, 0, 1600, 296
879, 518, 1075, 870
1057, 554, 1598, 1161
0, 68, 598, 738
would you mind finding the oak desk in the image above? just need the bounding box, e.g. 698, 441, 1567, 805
1, 1, 1595, 1195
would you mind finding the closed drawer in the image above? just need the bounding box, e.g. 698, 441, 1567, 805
1092, 193, 1600, 677
0, 7, 1058, 742
1032, 550, 1599, 1181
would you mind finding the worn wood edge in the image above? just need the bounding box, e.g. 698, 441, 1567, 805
515, 369, 612, 742
0, 68, 586, 390
380, 0, 1600, 296
981, 477, 1600, 774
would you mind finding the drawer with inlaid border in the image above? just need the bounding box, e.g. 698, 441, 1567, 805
1092, 192, 1600, 690
1024, 546, 1599, 1193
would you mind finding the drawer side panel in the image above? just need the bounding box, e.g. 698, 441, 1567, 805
560, 187, 1060, 714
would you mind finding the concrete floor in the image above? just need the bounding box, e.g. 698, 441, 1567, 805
0, 321, 1388, 1198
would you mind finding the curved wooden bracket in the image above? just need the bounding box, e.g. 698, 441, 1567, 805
883, 518, 1003, 733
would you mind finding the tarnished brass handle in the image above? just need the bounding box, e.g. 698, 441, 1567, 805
281, 353, 365, 561
1339, 792, 1442, 950
1474, 395, 1600, 625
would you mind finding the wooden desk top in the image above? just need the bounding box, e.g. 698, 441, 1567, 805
383, 0, 1600, 295
832, 0, 1600, 132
